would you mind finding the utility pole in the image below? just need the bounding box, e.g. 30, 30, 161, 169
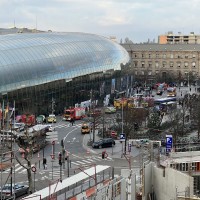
102, 99, 105, 139
90, 89, 96, 143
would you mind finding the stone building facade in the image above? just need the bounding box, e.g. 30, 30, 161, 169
121, 43, 200, 85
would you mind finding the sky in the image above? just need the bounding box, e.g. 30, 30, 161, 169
1, 0, 200, 43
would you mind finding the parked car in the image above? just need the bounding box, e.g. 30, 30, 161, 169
0, 183, 29, 198
36, 115, 46, 124
92, 138, 115, 149
105, 106, 116, 114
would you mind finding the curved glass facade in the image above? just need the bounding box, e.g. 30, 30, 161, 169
0, 32, 129, 93
0, 32, 129, 115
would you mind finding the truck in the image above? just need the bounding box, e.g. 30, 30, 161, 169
15, 114, 35, 126
63, 107, 86, 121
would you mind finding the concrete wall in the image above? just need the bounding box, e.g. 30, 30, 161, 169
144, 162, 194, 200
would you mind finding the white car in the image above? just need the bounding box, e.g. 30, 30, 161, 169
105, 107, 116, 114
47, 125, 55, 132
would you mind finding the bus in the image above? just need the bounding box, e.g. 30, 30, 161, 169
154, 97, 176, 105
154, 97, 177, 113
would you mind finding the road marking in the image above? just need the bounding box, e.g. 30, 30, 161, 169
15, 166, 24, 172
82, 160, 92, 164
91, 157, 102, 161
86, 158, 94, 162
75, 161, 87, 165
71, 162, 80, 166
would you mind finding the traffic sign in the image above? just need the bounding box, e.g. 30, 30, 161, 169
120, 133, 125, 142
31, 166, 36, 173
166, 134, 173, 153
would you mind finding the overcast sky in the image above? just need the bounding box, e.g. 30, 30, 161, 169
1, 0, 200, 43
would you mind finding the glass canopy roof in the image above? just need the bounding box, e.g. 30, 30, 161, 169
0, 32, 129, 93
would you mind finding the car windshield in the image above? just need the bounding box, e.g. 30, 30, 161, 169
96, 139, 103, 143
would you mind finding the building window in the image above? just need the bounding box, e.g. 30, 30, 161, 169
134, 54, 137, 58
155, 70, 159, 75
141, 71, 144, 75
177, 62, 181, 68
162, 62, 166, 68
142, 54, 144, 58
177, 55, 181, 59
134, 61, 138, 67
163, 54, 166, 59
184, 62, 188, 67
148, 62, 152, 68
141, 61, 145, 68
149, 54, 151, 58
170, 62, 173, 67
186, 163, 188, 171
192, 54, 196, 58
185, 72, 189, 76
156, 54, 159, 58
135, 71, 138, 75
192, 62, 196, 67
185, 55, 189, 59
155, 62, 159, 68
148, 71, 152, 75
170, 54, 174, 59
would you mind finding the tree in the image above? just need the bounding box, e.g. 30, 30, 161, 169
147, 112, 162, 130
189, 94, 200, 138
116, 106, 149, 139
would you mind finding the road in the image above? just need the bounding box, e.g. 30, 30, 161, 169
2, 85, 196, 195
1, 118, 143, 196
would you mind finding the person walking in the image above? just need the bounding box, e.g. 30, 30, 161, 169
70, 118, 75, 126
43, 157, 47, 170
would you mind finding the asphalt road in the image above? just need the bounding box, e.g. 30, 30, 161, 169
2, 85, 197, 197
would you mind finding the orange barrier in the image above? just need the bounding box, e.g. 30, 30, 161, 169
86, 186, 96, 197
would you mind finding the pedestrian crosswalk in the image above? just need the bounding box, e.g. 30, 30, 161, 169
3, 163, 34, 174
49, 170, 64, 179
70, 155, 113, 167
55, 124, 82, 129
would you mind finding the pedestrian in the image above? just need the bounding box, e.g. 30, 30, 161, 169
43, 157, 47, 170
70, 118, 75, 126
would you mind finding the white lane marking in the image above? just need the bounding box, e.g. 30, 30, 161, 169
82, 160, 92, 164
86, 159, 94, 162
91, 157, 102, 161
15, 166, 24, 172
75, 161, 88, 165
71, 162, 80, 166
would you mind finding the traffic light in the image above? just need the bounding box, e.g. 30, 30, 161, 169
58, 153, 62, 165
